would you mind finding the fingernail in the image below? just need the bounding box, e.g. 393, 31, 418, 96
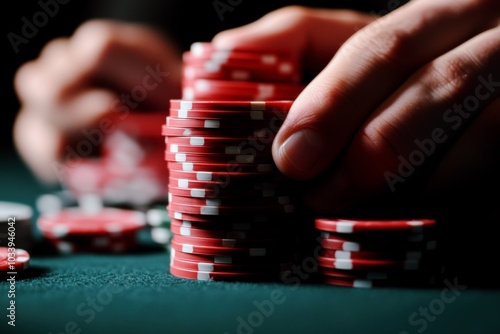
279, 129, 324, 174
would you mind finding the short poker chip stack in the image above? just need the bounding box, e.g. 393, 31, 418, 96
165, 42, 305, 281
315, 218, 440, 288
61, 111, 167, 208
37, 195, 147, 254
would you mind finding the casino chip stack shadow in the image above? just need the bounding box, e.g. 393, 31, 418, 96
164, 42, 306, 281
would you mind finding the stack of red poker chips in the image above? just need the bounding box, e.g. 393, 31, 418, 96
181, 42, 304, 101
165, 100, 301, 281
61, 112, 168, 208
314, 218, 440, 288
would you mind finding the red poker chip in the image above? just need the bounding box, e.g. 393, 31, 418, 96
188, 42, 297, 59
171, 238, 288, 256
37, 207, 146, 237
169, 107, 287, 121
168, 99, 293, 112
167, 116, 282, 129
168, 201, 295, 216
182, 65, 299, 84
182, 90, 301, 102
168, 170, 279, 182
166, 142, 272, 155
162, 125, 278, 138
165, 136, 274, 146
165, 151, 273, 164
184, 48, 295, 65
318, 267, 437, 281
169, 210, 289, 224
0, 247, 30, 273
319, 249, 431, 261
46, 237, 139, 254
173, 234, 290, 248
320, 275, 436, 288
167, 161, 275, 173
318, 255, 422, 271
168, 193, 291, 207
182, 79, 304, 93
169, 263, 282, 282
170, 220, 293, 239
318, 230, 436, 243
167, 185, 287, 199
171, 253, 291, 273
319, 236, 437, 252
170, 218, 293, 232
170, 248, 296, 265
314, 218, 436, 233
168, 176, 280, 189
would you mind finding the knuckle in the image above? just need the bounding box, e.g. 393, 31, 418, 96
424, 54, 479, 100
268, 5, 312, 26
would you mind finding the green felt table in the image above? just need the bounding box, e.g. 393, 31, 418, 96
1, 149, 499, 334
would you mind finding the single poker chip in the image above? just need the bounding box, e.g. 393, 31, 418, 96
162, 125, 278, 138
169, 108, 288, 121
319, 249, 428, 261
166, 143, 272, 155
314, 218, 436, 233
170, 220, 293, 239
0, 247, 30, 273
171, 238, 279, 256
170, 248, 295, 265
169, 210, 287, 224
182, 65, 299, 84
166, 136, 274, 146
319, 236, 438, 252
318, 267, 437, 281
182, 90, 301, 102
37, 207, 146, 237
169, 263, 281, 282
319, 231, 435, 243
167, 162, 275, 173
320, 275, 436, 288
167, 185, 285, 199
171, 254, 291, 273
170, 218, 292, 232
318, 255, 422, 271
173, 234, 290, 248
169, 99, 294, 111
168, 201, 295, 216
168, 193, 291, 206
184, 48, 293, 64
47, 237, 139, 254
188, 42, 295, 58
168, 170, 279, 182
168, 176, 280, 189
165, 151, 273, 164
167, 116, 282, 129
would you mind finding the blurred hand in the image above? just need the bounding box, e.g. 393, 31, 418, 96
213, 2, 500, 215
14, 20, 182, 184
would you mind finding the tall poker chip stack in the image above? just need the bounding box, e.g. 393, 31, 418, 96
164, 42, 305, 281
314, 218, 440, 288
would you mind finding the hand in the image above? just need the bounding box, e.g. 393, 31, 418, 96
213, 2, 500, 216
14, 20, 182, 184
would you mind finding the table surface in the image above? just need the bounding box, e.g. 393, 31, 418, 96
1, 149, 499, 334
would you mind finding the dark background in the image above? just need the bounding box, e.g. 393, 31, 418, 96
3, 0, 394, 157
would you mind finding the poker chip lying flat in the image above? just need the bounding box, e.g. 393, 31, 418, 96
169, 263, 283, 282
318, 255, 422, 271
315, 218, 436, 233
0, 247, 30, 273
169, 99, 294, 111
37, 207, 146, 238
169, 108, 288, 120
167, 162, 275, 173
170, 248, 297, 265
319, 235, 438, 252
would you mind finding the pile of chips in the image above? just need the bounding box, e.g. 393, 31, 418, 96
61, 111, 167, 208
164, 42, 305, 281
314, 218, 439, 288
